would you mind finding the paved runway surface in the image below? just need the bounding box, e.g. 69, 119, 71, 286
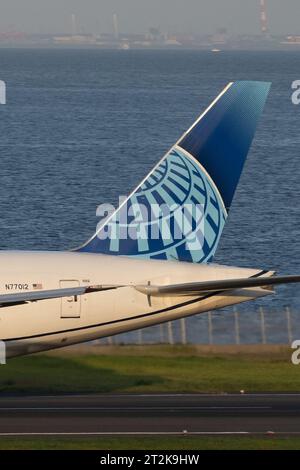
0, 394, 300, 435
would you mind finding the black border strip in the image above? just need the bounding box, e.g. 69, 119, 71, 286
4, 270, 269, 343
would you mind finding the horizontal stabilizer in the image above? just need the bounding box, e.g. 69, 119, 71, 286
135, 274, 300, 297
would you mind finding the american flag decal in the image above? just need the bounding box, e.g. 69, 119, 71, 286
32, 283, 43, 290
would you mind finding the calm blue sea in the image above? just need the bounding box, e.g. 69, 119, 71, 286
0, 49, 300, 343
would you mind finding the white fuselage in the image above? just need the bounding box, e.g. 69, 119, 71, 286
0, 251, 271, 358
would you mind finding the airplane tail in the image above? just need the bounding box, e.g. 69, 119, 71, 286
76, 81, 271, 263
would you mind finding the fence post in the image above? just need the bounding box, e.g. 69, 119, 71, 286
180, 318, 187, 345
107, 336, 114, 345
167, 321, 174, 345
286, 307, 293, 344
260, 307, 267, 344
234, 308, 240, 345
138, 329, 143, 345
208, 312, 213, 345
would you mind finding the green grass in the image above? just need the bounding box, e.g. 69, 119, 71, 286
0, 346, 299, 451
0, 436, 300, 450
0, 345, 298, 394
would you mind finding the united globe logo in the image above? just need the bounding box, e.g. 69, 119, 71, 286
97, 146, 227, 263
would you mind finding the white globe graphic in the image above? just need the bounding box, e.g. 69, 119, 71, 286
106, 147, 227, 263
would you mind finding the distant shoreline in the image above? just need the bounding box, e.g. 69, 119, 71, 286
0, 45, 300, 52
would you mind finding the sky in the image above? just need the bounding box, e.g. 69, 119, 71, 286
0, 0, 299, 35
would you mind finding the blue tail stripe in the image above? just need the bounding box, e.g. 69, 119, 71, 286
179, 81, 271, 209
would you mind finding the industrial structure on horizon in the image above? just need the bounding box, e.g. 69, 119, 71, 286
1, 2, 300, 50
260, 0, 269, 36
